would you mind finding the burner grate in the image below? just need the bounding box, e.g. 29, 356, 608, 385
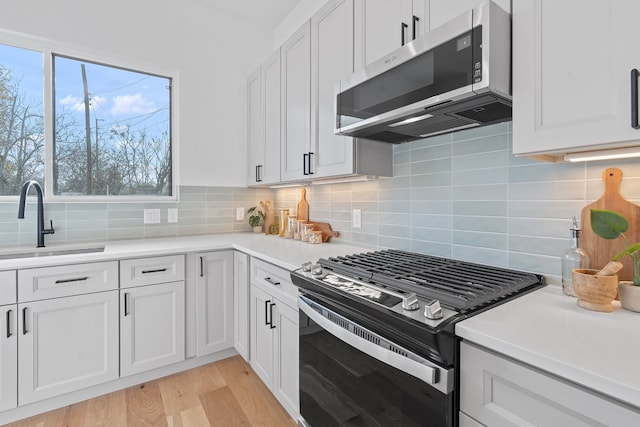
319, 249, 542, 311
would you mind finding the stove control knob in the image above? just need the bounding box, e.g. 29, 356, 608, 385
402, 293, 420, 311
311, 264, 323, 276
424, 300, 443, 320
301, 262, 312, 272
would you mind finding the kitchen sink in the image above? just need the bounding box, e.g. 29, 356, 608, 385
0, 246, 106, 260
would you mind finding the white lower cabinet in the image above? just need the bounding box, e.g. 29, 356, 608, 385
0, 305, 17, 412
234, 251, 250, 361
460, 341, 640, 426
250, 258, 299, 419
18, 291, 119, 405
195, 251, 234, 357
120, 281, 185, 377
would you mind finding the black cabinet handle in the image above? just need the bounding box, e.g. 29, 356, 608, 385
200, 256, 204, 277
308, 152, 315, 175
269, 302, 276, 329
141, 268, 167, 274
264, 299, 271, 326
55, 276, 89, 284
22, 308, 27, 335
264, 277, 281, 286
303, 153, 309, 175
124, 293, 130, 316
6, 309, 11, 338
401, 22, 408, 45
632, 69, 639, 129
256, 165, 263, 182
412, 15, 420, 40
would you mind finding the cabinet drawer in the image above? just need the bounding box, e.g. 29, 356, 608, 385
460, 341, 640, 426
251, 258, 298, 309
120, 255, 185, 288
0, 270, 17, 305
18, 262, 118, 302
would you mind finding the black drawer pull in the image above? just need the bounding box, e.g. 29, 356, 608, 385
412, 15, 419, 40
124, 293, 130, 316
22, 308, 28, 335
6, 309, 11, 338
632, 68, 639, 129
401, 22, 408, 45
55, 276, 89, 284
200, 257, 204, 277
141, 268, 168, 274
264, 277, 281, 286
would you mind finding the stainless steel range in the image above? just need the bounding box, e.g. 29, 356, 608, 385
291, 249, 545, 427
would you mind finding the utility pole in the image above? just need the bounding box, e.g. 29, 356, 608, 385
95, 118, 103, 187
81, 63, 92, 194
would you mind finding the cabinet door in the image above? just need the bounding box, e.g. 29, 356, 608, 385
354, 0, 413, 68
250, 285, 274, 388
18, 291, 119, 405
0, 305, 17, 412
120, 281, 185, 377
312, 0, 356, 178
196, 251, 234, 357
272, 299, 299, 419
261, 50, 282, 185
246, 67, 264, 186
429, 0, 509, 30
512, 1, 640, 156
281, 21, 312, 182
234, 251, 250, 361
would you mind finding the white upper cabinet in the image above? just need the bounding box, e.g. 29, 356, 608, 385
311, 0, 355, 178
281, 22, 312, 182
246, 68, 265, 185
354, 0, 428, 68
429, 0, 510, 30
512, 0, 640, 157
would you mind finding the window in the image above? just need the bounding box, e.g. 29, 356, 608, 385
0, 38, 175, 199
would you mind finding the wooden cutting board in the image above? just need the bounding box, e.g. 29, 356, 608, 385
308, 221, 340, 242
580, 168, 640, 282
297, 188, 309, 222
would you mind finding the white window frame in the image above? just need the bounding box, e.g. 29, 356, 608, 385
0, 28, 180, 202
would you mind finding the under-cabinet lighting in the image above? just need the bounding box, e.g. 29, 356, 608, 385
564, 146, 640, 162
388, 113, 434, 127
268, 183, 304, 189
311, 176, 377, 185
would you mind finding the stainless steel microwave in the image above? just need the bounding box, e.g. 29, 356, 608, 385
335, 1, 511, 143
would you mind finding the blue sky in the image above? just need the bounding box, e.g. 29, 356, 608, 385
1, 43, 170, 139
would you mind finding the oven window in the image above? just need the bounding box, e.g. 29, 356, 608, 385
337, 28, 477, 128
299, 310, 453, 427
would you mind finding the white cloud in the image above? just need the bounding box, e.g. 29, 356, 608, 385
110, 93, 155, 116
59, 94, 83, 111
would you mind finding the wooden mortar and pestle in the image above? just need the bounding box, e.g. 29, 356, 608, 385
572, 261, 622, 312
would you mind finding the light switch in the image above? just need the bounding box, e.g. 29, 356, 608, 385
353, 209, 362, 229
144, 209, 161, 224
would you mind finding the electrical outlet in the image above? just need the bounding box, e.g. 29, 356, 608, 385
236, 207, 245, 220
144, 209, 161, 224
168, 208, 178, 223
352, 209, 362, 229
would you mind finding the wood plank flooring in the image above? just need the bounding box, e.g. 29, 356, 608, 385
7, 356, 296, 427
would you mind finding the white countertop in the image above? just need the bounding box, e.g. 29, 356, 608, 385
456, 285, 640, 409
0, 232, 370, 271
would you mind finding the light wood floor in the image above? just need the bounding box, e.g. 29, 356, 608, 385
7, 356, 296, 427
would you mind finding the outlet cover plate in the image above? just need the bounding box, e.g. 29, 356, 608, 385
352, 209, 362, 228
236, 207, 245, 220
168, 208, 178, 223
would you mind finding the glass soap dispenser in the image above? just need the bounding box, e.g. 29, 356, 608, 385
561, 216, 591, 297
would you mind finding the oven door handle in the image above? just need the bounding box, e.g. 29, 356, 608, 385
298, 295, 452, 394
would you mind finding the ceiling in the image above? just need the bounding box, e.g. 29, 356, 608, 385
194, 0, 302, 30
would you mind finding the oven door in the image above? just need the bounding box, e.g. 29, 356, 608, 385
298, 294, 455, 427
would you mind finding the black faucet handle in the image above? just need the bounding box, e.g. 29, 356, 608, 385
46, 220, 55, 234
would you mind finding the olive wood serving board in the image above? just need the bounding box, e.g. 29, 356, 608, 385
580, 168, 640, 282
297, 188, 309, 222
308, 221, 340, 242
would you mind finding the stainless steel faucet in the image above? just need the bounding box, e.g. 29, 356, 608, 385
18, 180, 55, 247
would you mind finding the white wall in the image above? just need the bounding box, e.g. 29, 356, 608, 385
273, 0, 324, 47
0, 0, 277, 187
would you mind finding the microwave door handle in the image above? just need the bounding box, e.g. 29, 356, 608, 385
401, 22, 408, 46
632, 69, 639, 129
